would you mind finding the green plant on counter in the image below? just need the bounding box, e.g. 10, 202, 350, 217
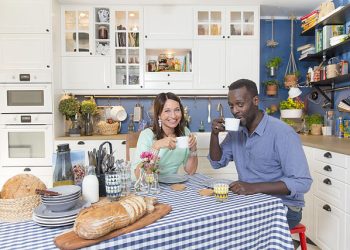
305, 113, 324, 127
279, 98, 304, 110
281, 118, 296, 126
81, 98, 97, 115
266, 56, 282, 68
58, 96, 80, 120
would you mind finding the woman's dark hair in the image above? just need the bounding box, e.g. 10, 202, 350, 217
228, 79, 258, 97
152, 92, 185, 140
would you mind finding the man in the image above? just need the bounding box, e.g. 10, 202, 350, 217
209, 79, 312, 229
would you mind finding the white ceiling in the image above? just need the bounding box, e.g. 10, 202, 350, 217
58, 0, 325, 18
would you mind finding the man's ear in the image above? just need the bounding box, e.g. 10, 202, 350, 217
253, 95, 259, 106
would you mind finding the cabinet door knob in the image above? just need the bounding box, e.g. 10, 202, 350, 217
168, 82, 170, 85
77, 141, 85, 145
167, 73, 170, 77
323, 165, 332, 172
90, 52, 93, 55
23, 167, 31, 172
140, 85, 143, 88
322, 204, 331, 212
323, 178, 332, 185
324, 152, 332, 158
121, 140, 126, 144
107, 86, 110, 88
222, 85, 225, 88
46, 29, 50, 32
46, 65, 50, 68
145, 35, 148, 38
227, 36, 230, 38
222, 35, 225, 38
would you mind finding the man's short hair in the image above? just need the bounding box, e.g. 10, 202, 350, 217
228, 79, 258, 97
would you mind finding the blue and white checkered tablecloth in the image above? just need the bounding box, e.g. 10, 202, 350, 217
0, 174, 293, 250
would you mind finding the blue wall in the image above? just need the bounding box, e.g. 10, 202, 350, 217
94, 2, 350, 133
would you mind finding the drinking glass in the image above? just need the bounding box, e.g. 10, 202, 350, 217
213, 183, 229, 202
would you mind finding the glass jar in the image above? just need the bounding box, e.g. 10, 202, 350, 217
53, 144, 74, 187
148, 60, 157, 72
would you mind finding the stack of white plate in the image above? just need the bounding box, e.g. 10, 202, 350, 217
41, 185, 81, 212
33, 199, 90, 228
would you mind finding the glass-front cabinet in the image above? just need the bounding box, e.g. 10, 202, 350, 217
62, 8, 92, 55
94, 7, 110, 55
112, 9, 142, 88
195, 7, 258, 39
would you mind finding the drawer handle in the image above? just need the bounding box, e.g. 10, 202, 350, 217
323, 152, 332, 158
323, 165, 332, 172
121, 140, 126, 144
23, 167, 31, 172
77, 141, 85, 145
323, 178, 332, 185
323, 204, 331, 212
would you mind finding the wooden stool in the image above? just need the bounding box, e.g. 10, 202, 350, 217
290, 223, 307, 250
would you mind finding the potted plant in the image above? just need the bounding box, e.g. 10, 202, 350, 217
266, 56, 282, 77
284, 71, 300, 88
305, 113, 324, 135
264, 79, 279, 96
58, 95, 81, 136
279, 98, 304, 118
80, 98, 97, 136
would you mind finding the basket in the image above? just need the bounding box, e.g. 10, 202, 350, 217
96, 121, 120, 135
0, 194, 41, 222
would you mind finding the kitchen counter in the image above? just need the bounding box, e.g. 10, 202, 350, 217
300, 135, 350, 155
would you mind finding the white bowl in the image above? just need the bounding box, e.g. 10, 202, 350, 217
110, 106, 127, 121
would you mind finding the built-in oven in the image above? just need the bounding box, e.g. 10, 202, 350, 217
0, 113, 53, 167
0, 83, 52, 113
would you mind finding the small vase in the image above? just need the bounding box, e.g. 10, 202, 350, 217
84, 113, 93, 136
146, 172, 160, 194
134, 168, 148, 195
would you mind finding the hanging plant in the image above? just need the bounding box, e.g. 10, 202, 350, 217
284, 17, 299, 89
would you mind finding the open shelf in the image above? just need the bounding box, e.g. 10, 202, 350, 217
299, 39, 350, 61
310, 73, 350, 86
301, 4, 350, 36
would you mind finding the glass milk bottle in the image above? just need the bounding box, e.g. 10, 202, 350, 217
82, 166, 99, 203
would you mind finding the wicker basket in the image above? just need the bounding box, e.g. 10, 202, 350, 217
96, 121, 120, 135
0, 194, 41, 222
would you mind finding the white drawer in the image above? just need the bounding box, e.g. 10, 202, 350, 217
314, 149, 348, 169
144, 72, 193, 81
0, 166, 53, 189
314, 161, 348, 183
314, 196, 346, 250
314, 172, 347, 212
144, 81, 192, 89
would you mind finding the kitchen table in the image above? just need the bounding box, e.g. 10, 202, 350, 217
0, 174, 293, 249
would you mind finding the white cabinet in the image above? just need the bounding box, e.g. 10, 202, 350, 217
0, 166, 53, 189
54, 139, 126, 165
144, 6, 193, 40
0, 0, 51, 34
193, 6, 259, 92
112, 8, 143, 89
309, 148, 350, 250
61, 56, 111, 89
61, 7, 93, 55
0, 34, 51, 70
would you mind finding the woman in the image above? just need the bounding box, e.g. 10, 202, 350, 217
131, 92, 198, 178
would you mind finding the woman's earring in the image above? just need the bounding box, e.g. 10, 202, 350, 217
158, 118, 162, 128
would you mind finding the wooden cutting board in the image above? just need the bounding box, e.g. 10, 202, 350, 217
54, 203, 172, 250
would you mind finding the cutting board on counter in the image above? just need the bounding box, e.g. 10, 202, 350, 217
54, 203, 172, 250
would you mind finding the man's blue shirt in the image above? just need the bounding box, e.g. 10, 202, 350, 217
209, 112, 312, 207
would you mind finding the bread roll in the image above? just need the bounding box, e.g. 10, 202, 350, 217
74, 195, 157, 239
1, 174, 46, 199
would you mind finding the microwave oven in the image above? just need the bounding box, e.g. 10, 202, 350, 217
0, 83, 52, 113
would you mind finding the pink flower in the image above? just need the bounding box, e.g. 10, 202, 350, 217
140, 151, 160, 173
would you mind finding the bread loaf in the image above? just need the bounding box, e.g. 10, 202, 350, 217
74, 195, 157, 239
1, 174, 46, 199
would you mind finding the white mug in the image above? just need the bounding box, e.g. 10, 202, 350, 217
176, 136, 189, 148
224, 118, 240, 131
110, 106, 127, 121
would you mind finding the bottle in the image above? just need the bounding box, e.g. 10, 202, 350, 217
82, 166, 99, 203
53, 144, 74, 187
337, 116, 344, 138
128, 113, 135, 132
198, 120, 205, 132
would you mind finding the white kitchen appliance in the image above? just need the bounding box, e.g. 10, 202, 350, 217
0, 83, 52, 113
0, 113, 53, 166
